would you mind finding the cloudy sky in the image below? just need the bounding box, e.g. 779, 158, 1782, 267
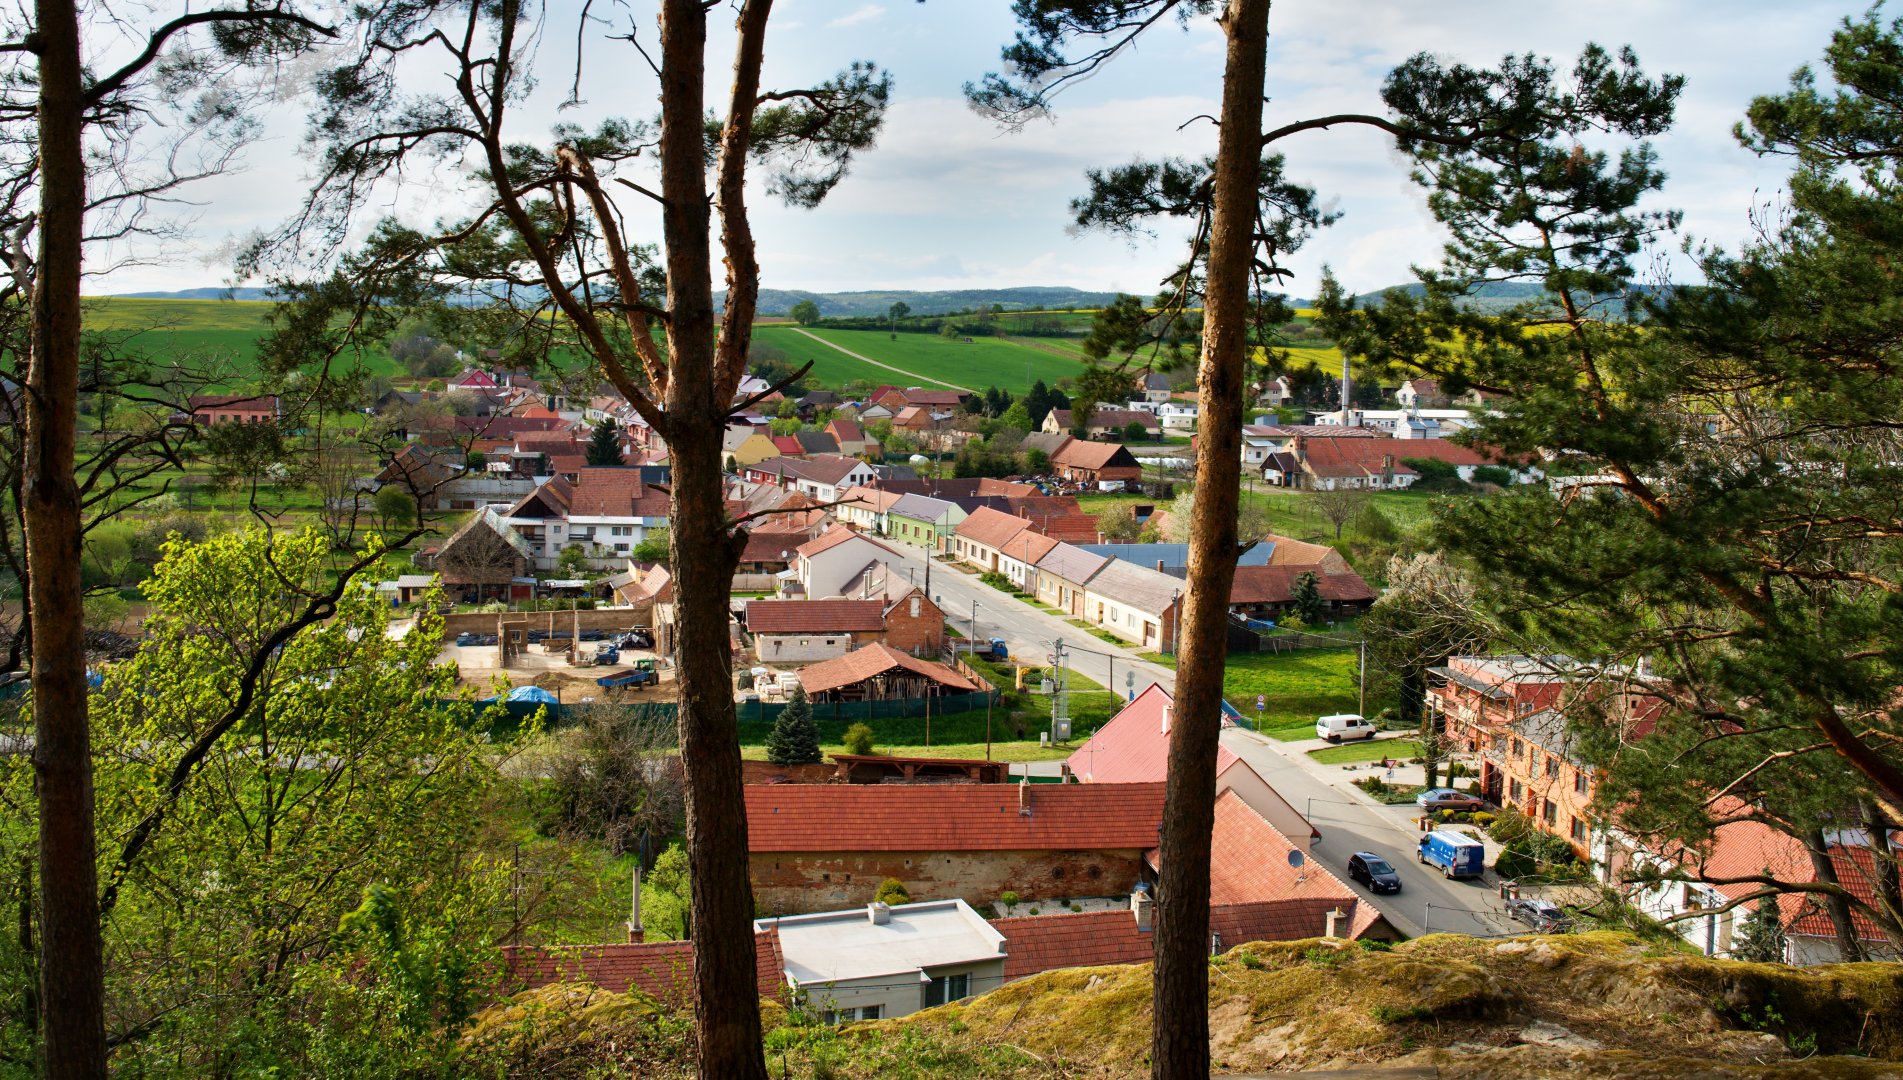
102, 0, 1859, 300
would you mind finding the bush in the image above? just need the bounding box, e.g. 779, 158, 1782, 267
873, 878, 910, 905
1487, 808, 1534, 843
1469, 812, 1496, 829
1445, 761, 1466, 779
978, 571, 1014, 592
1472, 464, 1513, 487
842, 722, 875, 756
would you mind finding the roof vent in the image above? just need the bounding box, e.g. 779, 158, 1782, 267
1018, 778, 1032, 817
1161, 705, 1172, 735
868, 901, 891, 925
1131, 890, 1154, 931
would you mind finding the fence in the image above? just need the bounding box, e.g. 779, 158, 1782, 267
450, 690, 1002, 735
1228, 622, 1362, 654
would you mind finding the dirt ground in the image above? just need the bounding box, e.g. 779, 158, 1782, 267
432, 638, 680, 706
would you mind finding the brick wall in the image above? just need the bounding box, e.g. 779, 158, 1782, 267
741, 760, 838, 785
882, 594, 945, 655
749, 848, 1145, 916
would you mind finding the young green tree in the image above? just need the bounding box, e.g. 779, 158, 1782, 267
587, 419, 623, 466
887, 300, 910, 330
765, 687, 821, 766
557, 544, 592, 579
789, 299, 822, 326
375, 483, 416, 529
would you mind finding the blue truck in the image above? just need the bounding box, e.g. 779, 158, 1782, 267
1417, 830, 1486, 879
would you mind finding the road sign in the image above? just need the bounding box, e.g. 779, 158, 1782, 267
1255, 694, 1265, 712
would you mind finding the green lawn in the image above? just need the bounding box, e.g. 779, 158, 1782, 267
1308, 737, 1421, 764
1221, 649, 1369, 741
81, 297, 408, 388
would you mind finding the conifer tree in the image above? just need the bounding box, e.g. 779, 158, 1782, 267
1732, 897, 1789, 964
586, 419, 622, 466
766, 686, 821, 765
1290, 572, 1324, 626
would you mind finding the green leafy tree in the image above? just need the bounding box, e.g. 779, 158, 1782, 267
587, 419, 623, 466
766, 687, 821, 765
842, 722, 876, 756
789, 299, 821, 326
1024, 447, 1051, 474
997, 401, 1033, 432
1121, 420, 1149, 443
633, 528, 672, 566
1095, 506, 1140, 542
375, 484, 416, 529
887, 300, 910, 329
557, 544, 592, 578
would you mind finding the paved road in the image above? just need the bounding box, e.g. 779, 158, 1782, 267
789, 327, 973, 392
885, 543, 1525, 939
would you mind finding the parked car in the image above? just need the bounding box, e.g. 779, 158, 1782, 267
1506, 897, 1570, 932
1416, 788, 1487, 812
1315, 713, 1376, 742
455, 631, 478, 647
1347, 852, 1402, 894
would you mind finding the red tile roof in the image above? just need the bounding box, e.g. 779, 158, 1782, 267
570, 467, 671, 517
1298, 438, 1420, 481
794, 642, 982, 696
1052, 440, 1140, 471
795, 526, 899, 561
1228, 565, 1375, 606
744, 781, 1167, 852
1206, 790, 1360, 907
999, 530, 1060, 565
1066, 684, 1238, 784
954, 506, 1033, 550
992, 898, 1358, 980
738, 530, 809, 565
771, 435, 804, 454
501, 929, 785, 1003
745, 599, 887, 634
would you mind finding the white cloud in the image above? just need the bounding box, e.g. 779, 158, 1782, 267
827, 4, 884, 29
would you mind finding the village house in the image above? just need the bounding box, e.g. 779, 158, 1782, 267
724, 425, 782, 467
425, 506, 537, 603
1395, 378, 1452, 409
885, 493, 962, 551
1255, 374, 1293, 408
743, 455, 880, 502
835, 485, 906, 534
495, 467, 671, 572
744, 588, 944, 663
1031, 543, 1109, 616
787, 527, 910, 599
951, 506, 1042, 574
187, 393, 281, 426
1078, 557, 1184, 652
1138, 372, 1172, 404
1018, 430, 1073, 465
758, 900, 1006, 1021
794, 643, 983, 704
826, 417, 878, 457
744, 781, 1166, 915
997, 530, 1059, 594
1049, 440, 1143, 487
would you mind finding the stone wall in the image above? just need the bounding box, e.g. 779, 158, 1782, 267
437, 606, 653, 639
749, 848, 1145, 916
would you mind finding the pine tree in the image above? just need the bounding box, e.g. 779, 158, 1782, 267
765, 686, 821, 765
587, 419, 622, 466
1732, 897, 1788, 964
1290, 572, 1324, 625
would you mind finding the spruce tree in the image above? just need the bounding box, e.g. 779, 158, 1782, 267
766, 686, 821, 765
1290, 571, 1324, 625
587, 419, 622, 466
1732, 897, 1788, 964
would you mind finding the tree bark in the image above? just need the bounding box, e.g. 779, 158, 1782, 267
1151, 2, 1267, 1078
28, 0, 106, 1071
1805, 827, 1865, 963
657, 2, 767, 1077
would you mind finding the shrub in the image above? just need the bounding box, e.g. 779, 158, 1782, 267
873, 878, 910, 905
1000, 891, 1020, 913
842, 723, 875, 756
1446, 761, 1467, 779
978, 571, 1014, 592
1472, 464, 1513, 487
1470, 812, 1497, 829
1028, 906, 1040, 915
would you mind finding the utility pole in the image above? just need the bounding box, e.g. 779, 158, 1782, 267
970, 598, 978, 649
1358, 638, 1367, 715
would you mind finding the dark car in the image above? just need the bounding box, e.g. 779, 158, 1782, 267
1415, 787, 1487, 812
1506, 897, 1570, 932
1347, 851, 1402, 894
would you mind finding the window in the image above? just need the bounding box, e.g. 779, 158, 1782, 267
1542, 800, 1558, 826
1509, 779, 1523, 800
611, 526, 633, 537
1544, 756, 1559, 778
1570, 818, 1588, 843
924, 973, 970, 1008
1509, 738, 1523, 758
1574, 771, 1589, 795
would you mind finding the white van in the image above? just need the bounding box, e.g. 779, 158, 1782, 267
1316, 713, 1376, 742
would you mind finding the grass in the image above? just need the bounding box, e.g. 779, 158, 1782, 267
81, 297, 407, 389
1221, 649, 1370, 741
790, 327, 1091, 396
1309, 737, 1422, 764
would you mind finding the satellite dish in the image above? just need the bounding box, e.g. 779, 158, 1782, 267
1286, 850, 1305, 870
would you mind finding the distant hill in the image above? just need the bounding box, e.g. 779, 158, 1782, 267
1296, 280, 1672, 317
744, 286, 1122, 318
112, 287, 279, 301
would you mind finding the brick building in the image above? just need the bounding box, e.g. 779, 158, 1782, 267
743, 588, 944, 663
743, 782, 1168, 915
187, 393, 280, 426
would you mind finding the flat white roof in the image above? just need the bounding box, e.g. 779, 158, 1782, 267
758, 899, 1005, 985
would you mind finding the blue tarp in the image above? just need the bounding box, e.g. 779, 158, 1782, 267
505, 685, 559, 704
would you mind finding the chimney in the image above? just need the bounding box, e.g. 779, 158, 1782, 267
1156, 559, 1165, 572
1324, 907, 1347, 939
627, 866, 645, 943
868, 901, 891, 925
1131, 889, 1154, 931
1161, 704, 1172, 735
1018, 777, 1032, 816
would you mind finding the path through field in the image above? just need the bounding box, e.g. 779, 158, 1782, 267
787, 327, 973, 392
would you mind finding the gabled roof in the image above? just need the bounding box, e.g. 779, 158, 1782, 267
838, 486, 907, 515
1299, 438, 1420, 480
188, 393, 279, 410
795, 526, 901, 561
508, 476, 574, 519
745, 780, 1166, 852
992, 898, 1358, 980
1034, 542, 1109, 585
792, 431, 841, 455
1228, 565, 1376, 606
954, 506, 1033, 550
770, 435, 804, 454
737, 530, 811, 565
888, 493, 956, 522
569, 467, 671, 518
795, 643, 981, 696
1079, 558, 1182, 615
998, 530, 1060, 565
759, 454, 871, 487
827, 418, 865, 442
744, 599, 887, 634
1066, 684, 1237, 784
1087, 409, 1158, 429
1205, 789, 1360, 907
1018, 431, 1074, 457
1052, 440, 1141, 471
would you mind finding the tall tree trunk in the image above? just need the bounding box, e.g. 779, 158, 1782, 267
657, 2, 766, 1076
28, 0, 106, 1072
1856, 798, 1903, 951
1804, 828, 1865, 963
1151, 2, 1267, 1078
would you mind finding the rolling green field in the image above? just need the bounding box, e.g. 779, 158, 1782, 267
81, 297, 406, 387
787, 327, 1091, 396
1077, 489, 1441, 545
